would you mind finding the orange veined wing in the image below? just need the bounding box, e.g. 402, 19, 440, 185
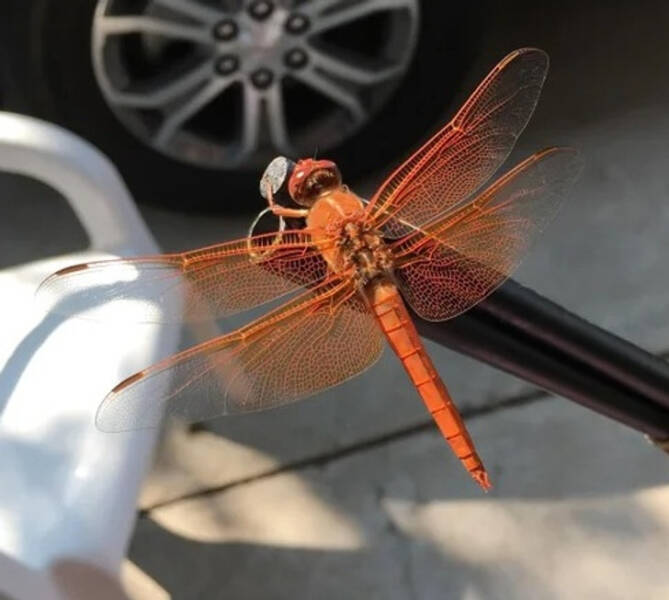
392, 147, 583, 321
37, 230, 330, 323
365, 48, 549, 236
96, 276, 384, 431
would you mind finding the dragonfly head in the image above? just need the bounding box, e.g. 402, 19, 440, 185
288, 158, 342, 207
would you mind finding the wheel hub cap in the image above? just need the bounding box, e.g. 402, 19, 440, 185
92, 0, 420, 170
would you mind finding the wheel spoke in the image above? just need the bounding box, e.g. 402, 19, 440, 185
236, 84, 263, 164
307, 45, 403, 85
265, 84, 294, 156
154, 77, 234, 147
107, 61, 213, 108
293, 69, 367, 123
98, 15, 211, 44
302, 0, 347, 15
307, 0, 416, 35
153, 0, 223, 23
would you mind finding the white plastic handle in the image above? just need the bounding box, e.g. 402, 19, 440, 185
0, 112, 157, 255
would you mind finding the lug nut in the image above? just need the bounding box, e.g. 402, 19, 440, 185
284, 48, 308, 69
213, 18, 238, 41
215, 54, 239, 76
250, 68, 274, 89
248, 0, 273, 20
285, 13, 310, 34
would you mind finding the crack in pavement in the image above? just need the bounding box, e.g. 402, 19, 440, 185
139, 389, 547, 516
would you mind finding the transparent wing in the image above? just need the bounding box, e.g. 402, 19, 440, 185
366, 48, 549, 236
393, 148, 583, 321
37, 230, 329, 323
96, 277, 384, 431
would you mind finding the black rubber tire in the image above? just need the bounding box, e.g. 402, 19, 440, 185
4, 0, 481, 213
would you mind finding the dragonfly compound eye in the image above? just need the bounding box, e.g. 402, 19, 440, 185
288, 159, 342, 205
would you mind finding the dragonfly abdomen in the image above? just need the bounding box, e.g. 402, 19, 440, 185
366, 277, 492, 491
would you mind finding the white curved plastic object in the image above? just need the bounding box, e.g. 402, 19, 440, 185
0, 113, 177, 599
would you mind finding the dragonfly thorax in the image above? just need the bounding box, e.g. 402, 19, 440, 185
337, 221, 394, 285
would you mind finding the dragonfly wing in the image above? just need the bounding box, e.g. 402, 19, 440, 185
393, 147, 583, 321
96, 277, 384, 431
366, 48, 549, 236
37, 230, 329, 323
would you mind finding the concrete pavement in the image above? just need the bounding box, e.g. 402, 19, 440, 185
125, 398, 669, 599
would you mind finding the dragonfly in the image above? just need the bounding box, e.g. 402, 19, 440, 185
38, 48, 582, 491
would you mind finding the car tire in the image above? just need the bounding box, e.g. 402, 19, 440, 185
4, 0, 481, 213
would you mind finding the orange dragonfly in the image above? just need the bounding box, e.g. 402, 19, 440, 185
38, 48, 581, 491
